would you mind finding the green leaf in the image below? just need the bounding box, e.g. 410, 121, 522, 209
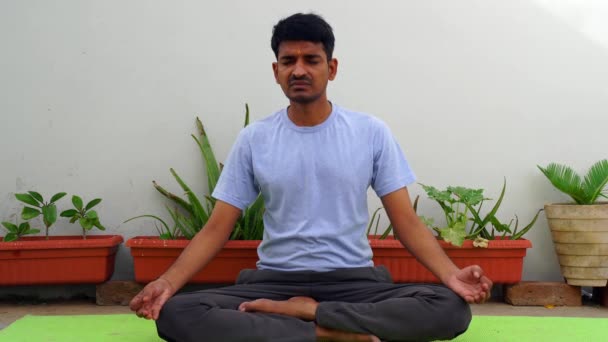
93, 220, 106, 231
512, 209, 543, 240
193, 122, 221, 195
4, 233, 17, 242
419, 216, 435, 228
25, 228, 41, 235
15, 193, 40, 207
60, 209, 78, 218
466, 178, 506, 232
379, 224, 393, 239
244, 103, 250, 127
85, 198, 102, 210
204, 195, 217, 211
367, 208, 382, 235
41, 204, 57, 226
196, 115, 224, 195
2, 222, 18, 232
72, 196, 84, 210
85, 210, 98, 219
124, 214, 168, 227
538, 163, 585, 204
80, 217, 93, 230
449, 186, 485, 206
18, 222, 31, 233
231, 222, 242, 240
438, 220, 467, 247
69, 216, 78, 224
167, 207, 195, 239
50, 192, 67, 204
581, 159, 608, 204
489, 216, 510, 233
153, 181, 193, 215
28, 191, 44, 203
170, 168, 209, 226
420, 183, 453, 203
21, 206, 41, 220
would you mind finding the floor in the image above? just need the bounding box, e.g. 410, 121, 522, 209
1, 298, 607, 331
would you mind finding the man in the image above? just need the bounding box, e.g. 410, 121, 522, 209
130, 13, 492, 342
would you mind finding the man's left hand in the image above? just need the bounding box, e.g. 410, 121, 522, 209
444, 265, 493, 304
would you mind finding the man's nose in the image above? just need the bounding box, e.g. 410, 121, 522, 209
292, 60, 306, 77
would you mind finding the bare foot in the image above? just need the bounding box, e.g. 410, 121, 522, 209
238, 296, 318, 321
316, 326, 380, 342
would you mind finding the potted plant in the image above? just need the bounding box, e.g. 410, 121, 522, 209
368, 179, 541, 284
0, 192, 123, 285
60, 195, 107, 239
126, 105, 264, 284
538, 159, 608, 287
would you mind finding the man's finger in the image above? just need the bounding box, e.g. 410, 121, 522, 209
151, 290, 172, 320
137, 308, 148, 318
129, 293, 143, 311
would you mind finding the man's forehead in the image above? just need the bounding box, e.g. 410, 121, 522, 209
277, 41, 325, 57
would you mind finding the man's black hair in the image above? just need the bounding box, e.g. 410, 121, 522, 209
271, 13, 335, 60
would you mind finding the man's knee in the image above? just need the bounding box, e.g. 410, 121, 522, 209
432, 286, 472, 339
156, 296, 187, 341
156, 294, 213, 342
391, 285, 471, 341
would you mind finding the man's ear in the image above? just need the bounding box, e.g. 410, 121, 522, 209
272, 62, 279, 83
328, 58, 338, 81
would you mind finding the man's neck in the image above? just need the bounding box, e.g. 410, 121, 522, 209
287, 99, 332, 127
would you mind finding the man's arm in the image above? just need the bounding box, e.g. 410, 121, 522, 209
159, 200, 242, 289
381, 187, 492, 303
130, 200, 242, 319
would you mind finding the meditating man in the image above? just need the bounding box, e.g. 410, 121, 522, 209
130, 13, 492, 342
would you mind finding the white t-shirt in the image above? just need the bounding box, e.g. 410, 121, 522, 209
212, 103, 416, 271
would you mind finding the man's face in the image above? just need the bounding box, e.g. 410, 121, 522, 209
272, 41, 337, 104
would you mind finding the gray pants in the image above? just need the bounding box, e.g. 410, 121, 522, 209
156, 266, 471, 342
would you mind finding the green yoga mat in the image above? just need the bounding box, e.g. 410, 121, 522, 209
1, 314, 607, 341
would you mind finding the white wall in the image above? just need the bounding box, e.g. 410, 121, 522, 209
2, 0, 607, 281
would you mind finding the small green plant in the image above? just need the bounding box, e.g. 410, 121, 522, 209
538, 159, 608, 205
134, 104, 265, 240
14, 191, 66, 239
60, 195, 106, 239
1, 220, 40, 242
419, 179, 541, 247
124, 206, 192, 240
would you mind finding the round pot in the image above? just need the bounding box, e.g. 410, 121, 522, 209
545, 203, 608, 287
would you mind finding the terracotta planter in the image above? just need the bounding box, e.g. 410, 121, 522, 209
127, 236, 260, 283
545, 203, 608, 287
128, 236, 530, 284
370, 237, 532, 284
0, 235, 123, 285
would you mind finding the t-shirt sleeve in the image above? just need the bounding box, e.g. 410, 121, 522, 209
371, 120, 417, 197
211, 128, 259, 210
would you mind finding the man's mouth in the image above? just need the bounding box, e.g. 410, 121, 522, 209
289, 80, 311, 87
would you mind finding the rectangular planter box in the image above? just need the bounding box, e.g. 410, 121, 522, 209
0, 235, 124, 285
370, 237, 532, 284
127, 237, 260, 283
128, 236, 531, 284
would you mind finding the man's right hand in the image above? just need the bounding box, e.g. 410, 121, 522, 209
130, 277, 176, 320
